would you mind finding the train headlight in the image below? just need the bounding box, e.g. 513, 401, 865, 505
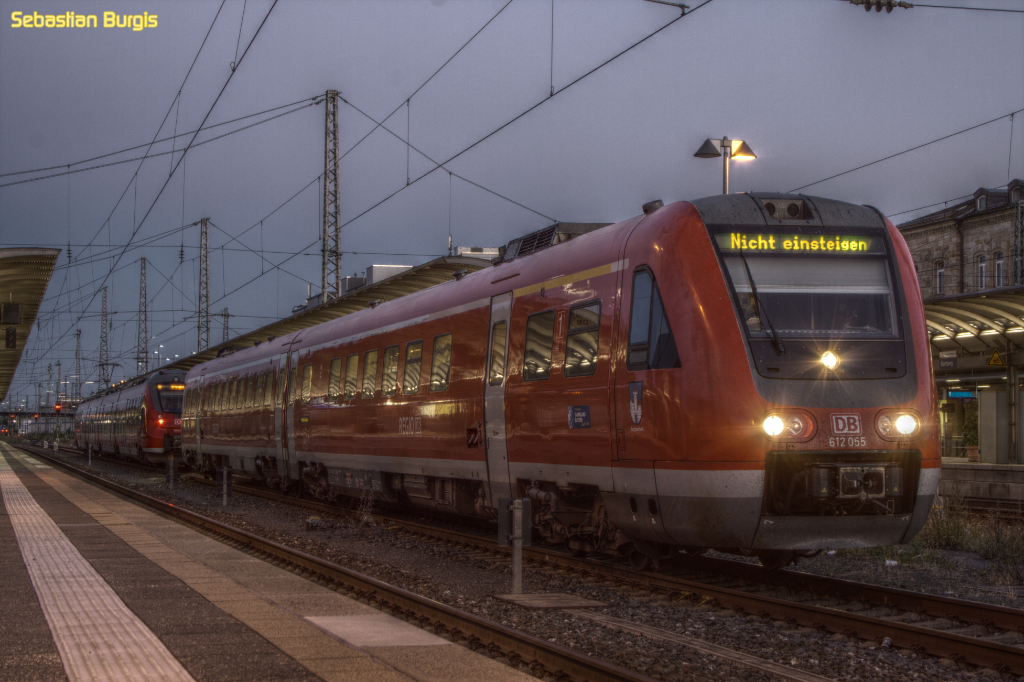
763, 416, 785, 436
821, 351, 840, 370
875, 409, 922, 440
895, 414, 918, 435
157, 414, 165, 426
761, 410, 815, 441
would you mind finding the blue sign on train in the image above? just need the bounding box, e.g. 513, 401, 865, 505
568, 405, 591, 429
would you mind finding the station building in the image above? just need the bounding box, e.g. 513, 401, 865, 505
898, 179, 1024, 467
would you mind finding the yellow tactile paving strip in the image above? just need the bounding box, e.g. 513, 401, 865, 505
0, 451, 196, 682
6, 446, 532, 682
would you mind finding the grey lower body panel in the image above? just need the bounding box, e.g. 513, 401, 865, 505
751, 513, 915, 549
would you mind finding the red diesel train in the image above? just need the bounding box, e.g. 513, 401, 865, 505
178, 192, 938, 569
74, 370, 184, 465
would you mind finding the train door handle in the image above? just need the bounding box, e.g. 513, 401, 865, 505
616, 429, 626, 451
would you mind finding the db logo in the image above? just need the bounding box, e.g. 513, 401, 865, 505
831, 414, 861, 435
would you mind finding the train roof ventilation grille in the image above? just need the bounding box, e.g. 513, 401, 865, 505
501, 223, 609, 263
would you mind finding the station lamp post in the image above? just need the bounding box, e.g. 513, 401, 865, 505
694, 137, 756, 194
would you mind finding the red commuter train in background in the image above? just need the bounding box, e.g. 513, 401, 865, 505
74, 370, 184, 465
178, 192, 938, 569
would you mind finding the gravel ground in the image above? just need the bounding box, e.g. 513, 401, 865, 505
27, 449, 1024, 682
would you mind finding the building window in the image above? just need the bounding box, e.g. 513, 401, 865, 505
977, 195, 987, 211
978, 254, 987, 290
935, 261, 945, 296
996, 252, 1004, 287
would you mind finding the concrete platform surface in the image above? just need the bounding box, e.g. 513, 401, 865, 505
0, 444, 534, 682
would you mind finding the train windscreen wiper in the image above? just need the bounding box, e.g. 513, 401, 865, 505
739, 251, 785, 356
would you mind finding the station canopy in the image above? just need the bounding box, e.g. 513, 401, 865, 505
156, 255, 493, 376
925, 284, 1024, 368
0, 248, 61, 402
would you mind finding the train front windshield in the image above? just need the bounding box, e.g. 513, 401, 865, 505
717, 231, 898, 340
154, 383, 185, 413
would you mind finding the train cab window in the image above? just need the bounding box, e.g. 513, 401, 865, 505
487, 322, 507, 386
523, 310, 555, 381
344, 354, 358, 400
565, 301, 600, 377
381, 346, 400, 397
404, 341, 422, 394
328, 358, 343, 402
362, 350, 378, 398
300, 364, 313, 404
627, 269, 680, 371
430, 333, 453, 392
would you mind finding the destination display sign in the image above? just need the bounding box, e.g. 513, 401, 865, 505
716, 232, 884, 255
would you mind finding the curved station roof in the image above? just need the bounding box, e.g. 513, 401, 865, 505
925, 287, 1024, 380
158, 254, 493, 375
0, 248, 61, 402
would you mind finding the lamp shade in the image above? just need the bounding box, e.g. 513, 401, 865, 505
693, 138, 721, 158
730, 140, 756, 159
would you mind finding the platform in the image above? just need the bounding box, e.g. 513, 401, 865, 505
0, 443, 531, 682
940, 456, 1024, 505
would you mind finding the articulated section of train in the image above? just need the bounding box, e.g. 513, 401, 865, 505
74, 370, 184, 465
176, 192, 938, 569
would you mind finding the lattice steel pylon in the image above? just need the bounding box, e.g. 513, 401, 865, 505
75, 329, 82, 401
47, 364, 52, 406
1016, 197, 1024, 285
321, 90, 341, 303
198, 217, 210, 351
99, 287, 109, 385
36, 383, 41, 411
137, 257, 148, 375
56, 361, 62, 403
221, 307, 229, 343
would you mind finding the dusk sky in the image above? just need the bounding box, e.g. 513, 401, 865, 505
1, 0, 1022, 405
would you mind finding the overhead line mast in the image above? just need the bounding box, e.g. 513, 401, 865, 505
137, 257, 148, 374
99, 287, 109, 385
198, 217, 210, 352
322, 90, 341, 303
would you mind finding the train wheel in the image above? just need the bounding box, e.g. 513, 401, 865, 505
757, 550, 794, 571
567, 538, 588, 559
627, 550, 652, 572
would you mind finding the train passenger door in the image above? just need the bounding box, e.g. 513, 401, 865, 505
483, 293, 513, 503
285, 351, 299, 479
194, 377, 205, 463
274, 354, 288, 479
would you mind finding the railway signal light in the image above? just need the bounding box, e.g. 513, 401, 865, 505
5, 326, 15, 349
55, 403, 61, 413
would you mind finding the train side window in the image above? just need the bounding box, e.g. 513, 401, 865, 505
565, 301, 600, 377
264, 372, 274, 407
327, 358, 343, 402
276, 369, 286, 407
404, 341, 422, 395
219, 383, 227, 411
627, 269, 680, 371
289, 367, 298, 403
430, 333, 452, 392
381, 345, 400, 397
227, 381, 236, 410
362, 350, 378, 399
234, 380, 243, 409
254, 373, 265, 407
344, 354, 358, 400
245, 376, 255, 408
523, 310, 555, 381
487, 321, 507, 386
301, 364, 313, 404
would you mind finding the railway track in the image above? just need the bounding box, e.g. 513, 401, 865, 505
33, 443, 1024, 676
